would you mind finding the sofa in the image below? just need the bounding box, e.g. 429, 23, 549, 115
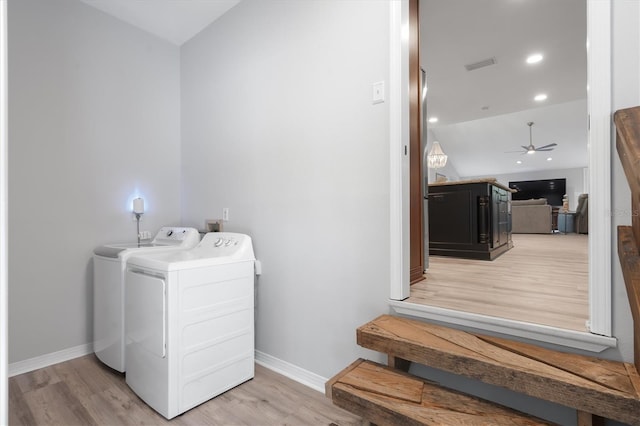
574, 193, 588, 234
511, 199, 553, 234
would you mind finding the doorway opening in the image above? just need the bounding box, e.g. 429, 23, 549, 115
394, 0, 613, 349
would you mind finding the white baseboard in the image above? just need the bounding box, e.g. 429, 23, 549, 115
255, 350, 327, 394
9, 345, 327, 396
8, 343, 93, 377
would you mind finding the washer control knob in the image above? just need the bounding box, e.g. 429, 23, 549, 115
224, 239, 232, 246
166, 230, 174, 237
214, 238, 224, 247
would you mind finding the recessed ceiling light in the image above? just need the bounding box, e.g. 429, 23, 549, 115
526, 53, 543, 64
516, 160, 522, 164
534, 93, 547, 102
428, 117, 438, 123
547, 157, 553, 161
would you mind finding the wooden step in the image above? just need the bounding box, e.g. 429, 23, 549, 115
326, 359, 553, 425
358, 315, 640, 426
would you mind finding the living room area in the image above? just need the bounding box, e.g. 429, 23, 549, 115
510, 175, 589, 235
415, 0, 590, 333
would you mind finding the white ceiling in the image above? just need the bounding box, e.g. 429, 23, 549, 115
79, 0, 241, 45
420, 0, 588, 177
78, 0, 587, 177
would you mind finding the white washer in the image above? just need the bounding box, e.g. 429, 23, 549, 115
125, 232, 255, 419
93, 227, 200, 372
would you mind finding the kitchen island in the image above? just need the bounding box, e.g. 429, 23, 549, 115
428, 178, 513, 260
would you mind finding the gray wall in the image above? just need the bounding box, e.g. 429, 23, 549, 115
180, 0, 391, 378
8, 0, 182, 362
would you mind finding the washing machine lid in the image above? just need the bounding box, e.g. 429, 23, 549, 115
93, 227, 201, 258
127, 232, 255, 271
93, 243, 170, 258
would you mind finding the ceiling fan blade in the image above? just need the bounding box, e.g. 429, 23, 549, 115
504, 150, 525, 153
521, 145, 530, 150
536, 148, 555, 152
536, 143, 558, 150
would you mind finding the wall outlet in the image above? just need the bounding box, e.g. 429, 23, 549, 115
222, 208, 229, 221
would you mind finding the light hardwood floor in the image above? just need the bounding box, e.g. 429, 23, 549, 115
9, 354, 364, 426
409, 233, 589, 331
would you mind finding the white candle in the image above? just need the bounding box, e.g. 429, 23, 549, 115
133, 197, 144, 214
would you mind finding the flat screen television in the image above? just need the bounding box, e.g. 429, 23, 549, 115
508, 178, 566, 206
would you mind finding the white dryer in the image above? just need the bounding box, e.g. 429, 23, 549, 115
125, 232, 255, 419
93, 227, 200, 372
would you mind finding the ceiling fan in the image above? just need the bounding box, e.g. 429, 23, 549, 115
507, 122, 557, 155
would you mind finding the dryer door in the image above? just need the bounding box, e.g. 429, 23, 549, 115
126, 269, 166, 358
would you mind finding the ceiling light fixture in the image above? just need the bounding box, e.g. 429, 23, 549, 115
427, 141, 448, 169
428, 117, 438, 123
534, 93, 547, 102
516, 160, 522, 164
547, 157, 553, 161
505, 121, 557, 155
526, 53, 543, 64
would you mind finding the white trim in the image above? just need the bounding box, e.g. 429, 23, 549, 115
8, 347, 330, 397
389, 0, 613, 345
586, 0, 612, 337
254, 350, 326, 394
390, 301, 617, 353
1, 1, 8, 424
8, 343, 93, 377
27, 342, 620, 406
389, 0, 410, 300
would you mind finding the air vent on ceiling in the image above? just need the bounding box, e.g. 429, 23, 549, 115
464, 57, 496, 71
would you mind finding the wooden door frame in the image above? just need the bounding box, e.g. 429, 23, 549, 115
408, 0, 424, 285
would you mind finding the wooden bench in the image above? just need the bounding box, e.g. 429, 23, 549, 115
326, 358, 552, 425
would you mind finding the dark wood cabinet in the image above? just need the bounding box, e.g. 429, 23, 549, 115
428, 179, 512, 260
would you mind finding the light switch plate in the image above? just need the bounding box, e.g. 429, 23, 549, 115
372, 81, 385, 104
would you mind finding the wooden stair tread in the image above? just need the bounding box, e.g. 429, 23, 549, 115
336, 359, 424, 403
327, 359, 553, 426
358, 315, 640, 425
